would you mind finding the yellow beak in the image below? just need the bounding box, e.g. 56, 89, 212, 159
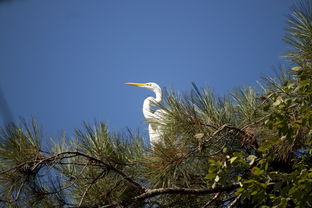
124, 82, 146, 87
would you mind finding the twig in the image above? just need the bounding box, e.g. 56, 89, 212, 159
212, 124, 245, 136
55, 161, 90, 194
0, 150, 144, 206
14, 179, 26, 201
201, 192, 220, 208
67, 151, 144, 191
226, 194, 241, 208
41, 151, 144, 191
78, 171, 107, 207
0, 162, 28, 175
241, 115, 269, 130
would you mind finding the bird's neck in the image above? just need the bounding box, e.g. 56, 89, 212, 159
143, 97, 155, 119
154, 89, 162, 103
143, 89, 162, 119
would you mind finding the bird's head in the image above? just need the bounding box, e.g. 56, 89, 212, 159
125, 82, 161, 92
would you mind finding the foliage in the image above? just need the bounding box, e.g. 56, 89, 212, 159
0, 1, 311, 207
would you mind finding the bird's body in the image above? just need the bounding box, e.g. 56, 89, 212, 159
125, 82, 165, 146
143, 97, 166, 145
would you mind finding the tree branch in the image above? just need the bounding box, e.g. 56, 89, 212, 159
41, 151, 144, 191
100, 184, 239, 208
134, 184, 238, 201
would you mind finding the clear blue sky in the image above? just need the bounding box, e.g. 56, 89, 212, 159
0, 0, 294, 139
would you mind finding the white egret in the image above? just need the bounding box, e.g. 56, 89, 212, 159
125, 82, 166, 146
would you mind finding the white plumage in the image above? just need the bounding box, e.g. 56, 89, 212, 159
125, 82, 165, 146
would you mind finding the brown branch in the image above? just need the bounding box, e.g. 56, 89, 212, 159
0, 150, 144, 207
64, 151, 144, 191
40, 151, 144, 192
0, 161, 29, 175
101, 184, 239, 208
134, 184, 238, 201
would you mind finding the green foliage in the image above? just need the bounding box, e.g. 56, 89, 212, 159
284, 0, 312, 64
0, 120, 68, 207
53, 123, 147, 207
229, 1, 312, 207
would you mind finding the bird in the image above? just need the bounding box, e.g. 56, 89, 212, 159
125, 82, 166, 146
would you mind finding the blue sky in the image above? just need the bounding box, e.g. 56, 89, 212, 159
0, 0, 294, 139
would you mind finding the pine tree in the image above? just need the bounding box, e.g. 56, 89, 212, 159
0, 1, 311, 207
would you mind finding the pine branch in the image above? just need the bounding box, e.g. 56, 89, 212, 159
134, 184, 239, 201
41, 151, 144, 191
100, 184, 239, 208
